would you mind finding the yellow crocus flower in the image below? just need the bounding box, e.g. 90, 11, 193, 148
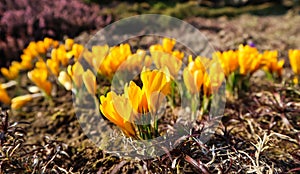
67, 62, 84, 88
58, 71, 72, 91
203, 72, 211, 97
162, 38, 176, 53
149, 44, 164, 52
11, 94, 33, 109
28, 68, 52, 96
11, 93, 43, 109
0, 84, 11, 104
289, 49, 300, 75
183, 56, 209, 94
36, 41, 46, 54
23, 42, 39, 57
70, 43, 84, 60
184, 68, 203, 95
206, 61, 225, 96
46, 59, 60, 76
20, 54, 33, 69
65, 38, 74, 51
261, 50, 284, 76
184, 56, 224, 96
151, 50, 182, 77
124, 81, 148, 114
100, 91, 136, 137
82, 69, 96, 95
1, 61, 22, 80
172, 50, 184, 60
43, 37, 54, 49
140, 69, 171, 114
51, 45, 68, 66
99, 44, 132, 77
118, 50, 152, 73
150, 38, 184, 60
83, 45, 109, 71
238, 44, 261, 75
214, 50, 239, 77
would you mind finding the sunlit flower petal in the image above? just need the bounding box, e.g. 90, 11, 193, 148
100, 91, 136, 137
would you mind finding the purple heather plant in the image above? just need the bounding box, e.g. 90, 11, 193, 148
0, 0, 112, 67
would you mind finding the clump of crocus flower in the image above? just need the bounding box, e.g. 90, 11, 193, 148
289, 49, 300, 84
150, 38, 184, 60
99, 68, 171, 139
98, 44, 132, 78
1, 37, 60, 82
183, 55, 224, 118
214, 44, 285, 97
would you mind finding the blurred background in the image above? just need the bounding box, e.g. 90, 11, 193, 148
1, 0, 299, 67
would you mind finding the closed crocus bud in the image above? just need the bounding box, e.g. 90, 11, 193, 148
162, 38, 176, 53
46, 59, 60, 76
0, 84, 11, 105
67, 62, 84, 88
289, 49, 300, 75
82, 69, 96, 95
0, 61, 21, 80
58, 71, 72, 91
11, 94, 33, 109
11, 93, 43, 109
65, 38, 74, 51
28, 67, 52, 96
43, 37, 53, 49
25, 42, 39, 57
36, 41, 46, 54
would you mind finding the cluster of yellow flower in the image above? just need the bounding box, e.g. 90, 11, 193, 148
0, 38, 85, 108
214, 45, 285, 77
1, 37, 300, 139
100, 68, 171, 138
184, 56, 224, 97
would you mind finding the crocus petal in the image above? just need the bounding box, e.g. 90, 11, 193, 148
82, 69, 96, 95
